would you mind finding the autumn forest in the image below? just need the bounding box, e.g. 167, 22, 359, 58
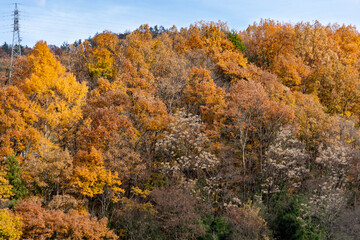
1, 20, 360, 239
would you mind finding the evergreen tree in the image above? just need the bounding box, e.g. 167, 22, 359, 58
5, 156, 27, 200
227, 31, 246, 52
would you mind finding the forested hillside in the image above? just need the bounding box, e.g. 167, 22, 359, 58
1, 20, 360, 239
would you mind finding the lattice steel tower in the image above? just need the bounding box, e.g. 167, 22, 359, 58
9, 3, 21, 83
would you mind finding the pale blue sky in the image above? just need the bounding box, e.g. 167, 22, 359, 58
0, 0, 360, 47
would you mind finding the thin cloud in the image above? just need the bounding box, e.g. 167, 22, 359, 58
37, 0, 46, 7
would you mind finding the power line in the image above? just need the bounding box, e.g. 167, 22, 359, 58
1, 3, 137, 48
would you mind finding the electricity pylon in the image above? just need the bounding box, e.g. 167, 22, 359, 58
8, 3, 21, 84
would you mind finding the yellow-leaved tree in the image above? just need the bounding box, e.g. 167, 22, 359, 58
87, 31, 120, 83
17, 42, 124, 203
0, 170, 12, 201
21, 41, 88, 146
72, 147, 124, 200
0, 209, 22, 240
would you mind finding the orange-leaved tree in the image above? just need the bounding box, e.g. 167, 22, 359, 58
16, 199, 117, 239
80, 78, 137, 151
0, 85, 40, 157
183, 67, 226, 135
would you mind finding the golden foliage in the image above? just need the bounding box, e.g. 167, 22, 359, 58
23, 41, 87, 142
0, 209, 22, 240
87, 31, 120, 80
73, 147, 124, 200
0, 171, 12, 201
22, 141, 74, 198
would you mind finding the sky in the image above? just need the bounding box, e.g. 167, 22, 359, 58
0, 0, 360, 47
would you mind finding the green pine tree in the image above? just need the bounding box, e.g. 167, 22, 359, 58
5, 156, 27, 201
